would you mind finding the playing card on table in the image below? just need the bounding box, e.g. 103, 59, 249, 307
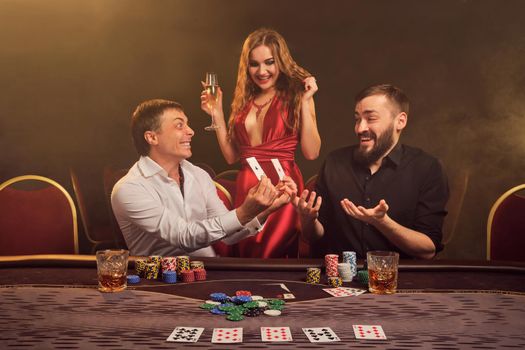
340, 287, 367, 296
212, 327, 243, 343
323, 287, 366, 297
261, 326, 293, 342
353, 325, 387, 340
302, 327, 340, 343
246, 157, 266, 180
271, 158, 285, 180
166, 326, 204, 342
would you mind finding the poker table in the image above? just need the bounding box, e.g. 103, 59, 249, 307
1, 255, 525, 349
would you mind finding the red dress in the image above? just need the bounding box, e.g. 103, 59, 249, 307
232, 96, 304, 258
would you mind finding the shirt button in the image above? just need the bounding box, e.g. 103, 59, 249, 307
365, 176, 370, 181
365, 197, 371, 202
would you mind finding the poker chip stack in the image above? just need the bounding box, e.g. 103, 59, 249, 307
342, 251, 357, 278
162, 271, 177, 284
328, 276, 343, 287
149, 255, 163, 280
176, 255, 190, 276
181, 269, 195, 283
149, 255, 162, 268
306, 267, 321, 284
194, 268, 207, 281
357, 270, 369, 285
337, 263, 353, 282
325, 254, 339, 277
161, 257, 177, 273
143, 261, 159, 279
135, 257, 148, 277
190, 260, 204, 270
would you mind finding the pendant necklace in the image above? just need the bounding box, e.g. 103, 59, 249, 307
253, 95, 274, 119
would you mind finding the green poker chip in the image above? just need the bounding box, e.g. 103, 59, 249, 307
357, 270, 369, 284
242, 301, 259, 309
218, 305, 237, 312
226, 313, 244, 321
199, 292, 286, 321
200, 303, 215, 310
231, 306, 245, 314
228, 310, 243, 315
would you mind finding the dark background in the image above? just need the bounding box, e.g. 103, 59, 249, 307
1, 0, 524, 259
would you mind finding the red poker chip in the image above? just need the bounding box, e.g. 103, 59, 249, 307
181, 269, 195, 282
194, 268, 207, 281
235, 290, 252, 296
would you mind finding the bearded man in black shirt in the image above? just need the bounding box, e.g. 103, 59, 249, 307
296, 84, 448, 259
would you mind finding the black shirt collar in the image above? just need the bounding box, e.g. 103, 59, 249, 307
384, 142, 402, 167
352, 142, 403, 171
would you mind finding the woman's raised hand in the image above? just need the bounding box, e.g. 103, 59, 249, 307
302, 76, 318, 100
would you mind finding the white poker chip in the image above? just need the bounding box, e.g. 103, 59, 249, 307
264, 309, 281, 316
205, 300, 221, 305
257, 301, 268, 307
251, 295, 264, 300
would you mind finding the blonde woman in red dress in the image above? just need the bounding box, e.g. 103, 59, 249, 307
201, 28, 320, 257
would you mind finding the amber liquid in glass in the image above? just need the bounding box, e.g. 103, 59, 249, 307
98, 272, 127, 292
368, 268, 397, 294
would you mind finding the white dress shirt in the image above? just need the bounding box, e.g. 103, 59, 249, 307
111, 156, 262, 257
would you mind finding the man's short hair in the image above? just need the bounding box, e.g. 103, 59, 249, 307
130, 99, 183, 156
355, 84, 409, 115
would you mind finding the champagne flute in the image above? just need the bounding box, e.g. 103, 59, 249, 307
204, 72, 219, 131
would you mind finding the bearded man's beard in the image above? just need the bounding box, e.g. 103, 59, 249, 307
354, 124, 395, 166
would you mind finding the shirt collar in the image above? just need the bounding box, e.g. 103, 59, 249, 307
138, 156, 194, 182
351, 142, 403, 169
138, 156, 167, 178
384, 142, 402, 167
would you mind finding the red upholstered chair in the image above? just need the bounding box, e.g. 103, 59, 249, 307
214, 169, 239, 204
195, 162, 216, 178
0, 175, 79, 255
70, 168, 115, 253
103, 166, 130, 249
304, 174, 318, 192
487, 184, 525, 261
212, 181, 234, 257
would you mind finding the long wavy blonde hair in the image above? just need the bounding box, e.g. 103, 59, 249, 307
228, 28, 311, 138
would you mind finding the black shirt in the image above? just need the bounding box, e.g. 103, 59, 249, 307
312, 143, 448, 259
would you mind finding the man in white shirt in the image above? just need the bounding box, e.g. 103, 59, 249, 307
111, 99, 296, 257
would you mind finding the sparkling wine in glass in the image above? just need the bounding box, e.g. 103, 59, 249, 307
204, 72, 219, 131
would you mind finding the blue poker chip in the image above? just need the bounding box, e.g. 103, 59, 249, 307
218, 302, 235, 309
162, 271, 177, 284
231, 295, 252, 304
210, 292, 228, 302
127, 274, 140, 284
210, 307, 227, 315
238, 295, 252, 303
